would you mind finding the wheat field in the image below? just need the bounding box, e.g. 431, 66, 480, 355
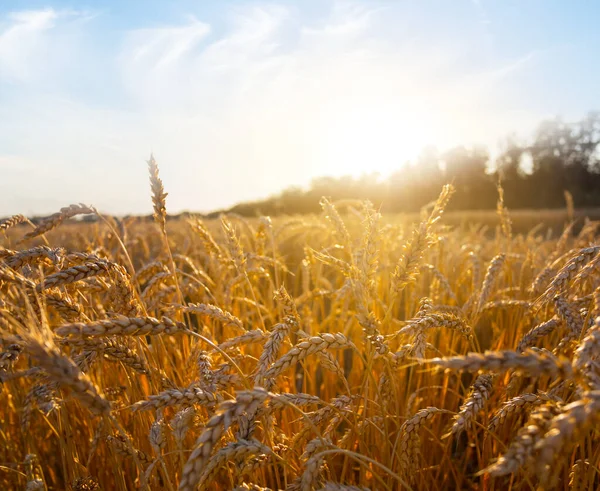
1, 159, 599, 490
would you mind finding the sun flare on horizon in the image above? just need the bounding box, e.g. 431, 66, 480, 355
314, 101, 444, 178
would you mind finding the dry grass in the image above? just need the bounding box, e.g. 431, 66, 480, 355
1, 158, 600, 490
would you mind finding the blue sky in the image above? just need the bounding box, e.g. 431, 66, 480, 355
1, 1, 599, 216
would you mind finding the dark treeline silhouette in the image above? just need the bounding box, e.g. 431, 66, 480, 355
220, 112, 600, 217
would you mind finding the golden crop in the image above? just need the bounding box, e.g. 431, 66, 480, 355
1, 160, 599, 490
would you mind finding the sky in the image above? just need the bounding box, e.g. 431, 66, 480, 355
0, 0, 599, 216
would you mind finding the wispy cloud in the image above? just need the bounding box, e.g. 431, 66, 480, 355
0, 8, 95, 84
125, 18, 211, 69
0, 9, 58, 81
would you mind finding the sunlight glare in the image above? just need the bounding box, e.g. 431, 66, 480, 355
316, 102, 437, 177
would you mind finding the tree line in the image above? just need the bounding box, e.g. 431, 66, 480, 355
220, 112, 600, 216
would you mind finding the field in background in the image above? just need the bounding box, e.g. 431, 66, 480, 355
1, 172, 600, 490
7, 205, 600, 237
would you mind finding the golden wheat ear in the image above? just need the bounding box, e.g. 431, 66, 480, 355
20, 204, 96, 243
147, 154, 168, 232
0, 214, 27, 232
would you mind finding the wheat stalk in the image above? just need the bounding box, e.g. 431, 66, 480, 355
178, 388, 271, 491
430, 349, 573, 378
21, 204, 96, 242
0, 214, 27, 231
56, 316, 185, 337
148, 155, 168, 232
133, 385, 221, 411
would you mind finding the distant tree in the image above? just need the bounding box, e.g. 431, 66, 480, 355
527, 113, 600, 207
442, 146, 496, 209
495, 135, 532, 208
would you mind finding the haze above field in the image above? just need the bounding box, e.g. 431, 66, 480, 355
1, 0, 599, 216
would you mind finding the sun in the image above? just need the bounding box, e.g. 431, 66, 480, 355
315, 102, 435, 178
